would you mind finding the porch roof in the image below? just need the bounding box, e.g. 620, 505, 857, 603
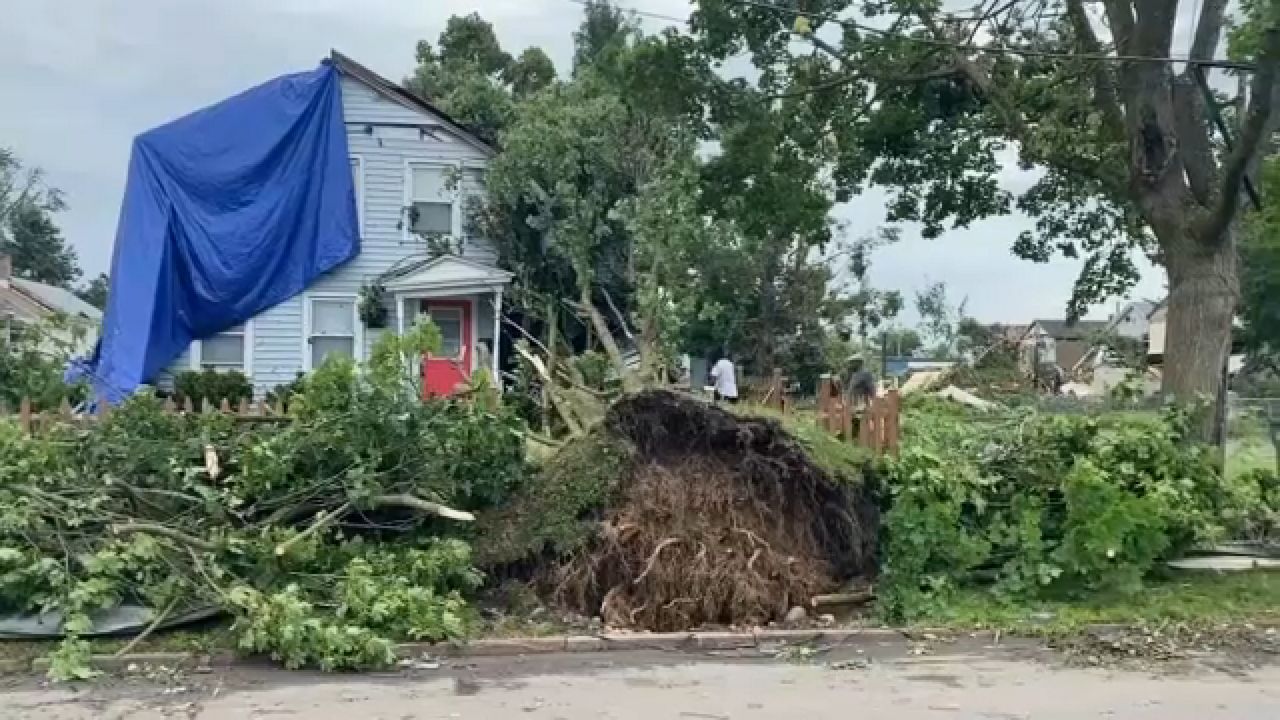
383, 254, 512, 296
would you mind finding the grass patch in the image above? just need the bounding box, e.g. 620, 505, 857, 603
1, 623, 237, 674
910, 571, 1280, 636
734, 404, 872, 484
1227, 438, 1277, 481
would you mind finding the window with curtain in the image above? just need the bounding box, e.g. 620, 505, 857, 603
308, 298, 355, 369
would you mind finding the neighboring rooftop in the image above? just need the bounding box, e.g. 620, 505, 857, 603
10, 277, 101, 320
1031, 319, 1109, 340
0, 253, 102, 322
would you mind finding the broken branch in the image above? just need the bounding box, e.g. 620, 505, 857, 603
112, 523, 217, 553
367, 494, 475, 522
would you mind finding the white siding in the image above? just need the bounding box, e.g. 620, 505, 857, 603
158, 70, 499, 396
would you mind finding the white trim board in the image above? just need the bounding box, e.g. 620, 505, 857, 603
350, 154, 365, 235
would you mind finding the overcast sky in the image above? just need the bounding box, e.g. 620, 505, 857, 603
0, 0, 1169, 324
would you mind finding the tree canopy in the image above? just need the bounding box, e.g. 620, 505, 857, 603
2, 148, 108, 304
687, 0, 1280, 435
3, 201, 81, 288
409, 3, 878, 385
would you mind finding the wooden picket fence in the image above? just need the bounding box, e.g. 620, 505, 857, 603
750, 370, 901, 457
2, 395, 292, 435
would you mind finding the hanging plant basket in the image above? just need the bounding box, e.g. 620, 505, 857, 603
359, 282, 389, 328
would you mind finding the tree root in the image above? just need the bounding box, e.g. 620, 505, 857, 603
632, 537, 682, 586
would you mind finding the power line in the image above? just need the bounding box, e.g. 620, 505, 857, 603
565, 0, 689, 25
712, 0, 1258, 72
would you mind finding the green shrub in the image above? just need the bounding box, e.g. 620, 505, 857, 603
0, 317, 89, 409
877, 403, 1232, 620
174, 369, 253, 408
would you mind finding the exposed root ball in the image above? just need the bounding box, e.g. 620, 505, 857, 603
545, 390, 877, 630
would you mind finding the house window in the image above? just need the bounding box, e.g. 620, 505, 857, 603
194, 324, 248, 372
409, 165, 455, 236
307, 296, 357, 369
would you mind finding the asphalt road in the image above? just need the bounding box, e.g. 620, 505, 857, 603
5, 637, 1279, 719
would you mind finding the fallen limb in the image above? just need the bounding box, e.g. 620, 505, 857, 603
810, 589, 875, 608
513, 341, 585, 436
113, 597, 179, 658
112, 523, 217, 553
367, 494, 475, 522
274, 502, 353, 556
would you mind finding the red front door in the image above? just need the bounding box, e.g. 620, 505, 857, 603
421, 299, 472, 398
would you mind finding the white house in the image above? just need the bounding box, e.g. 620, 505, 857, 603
1106, 299, 1157, 341
160, 52, 511, 397
1, 253, 101, 353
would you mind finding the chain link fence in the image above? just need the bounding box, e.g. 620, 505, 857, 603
1227, 396, 1280, 479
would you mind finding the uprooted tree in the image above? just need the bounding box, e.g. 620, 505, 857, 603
691, 0, 1280, 437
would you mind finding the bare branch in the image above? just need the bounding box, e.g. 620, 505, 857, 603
1167, 0, 1230, 206
1131, 0, 1177, 57
1172, 79, 1216, 204
113, 597, 179, 658
1100, 1, 1137, 56
914, 9, 1032, 140
1189, 0, 1230, 63
112, 523, 217, 553
366, 494, 475, 522
1064, 0, 1125, 139
572, 286, 640, 393
273, 502, 352, 556
512, 341, 585, 436
1204, 23, 1280, 245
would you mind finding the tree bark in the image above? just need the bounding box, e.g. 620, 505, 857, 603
1160, 226, 1238, 440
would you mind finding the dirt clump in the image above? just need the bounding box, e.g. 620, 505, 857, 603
482, 390, 878, 631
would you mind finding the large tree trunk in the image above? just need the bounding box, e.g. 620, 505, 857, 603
1160, 227, 1238, 441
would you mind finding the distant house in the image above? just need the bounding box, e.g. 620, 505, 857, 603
0, 253, 101, 352
1020, 319, 1109, 373
1106, 299, 1157, 341
1068, 299, 1160, 383
151, 52, 511, 397
883, 357, 955, 378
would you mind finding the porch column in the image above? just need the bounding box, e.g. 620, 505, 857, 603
395, 293, 405, 334
492, 287, 503, 391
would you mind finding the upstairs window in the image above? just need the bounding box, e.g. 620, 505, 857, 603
409, 164, 455, 237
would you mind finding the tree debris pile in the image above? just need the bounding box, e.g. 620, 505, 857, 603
0, 324, 525, 678
878, 397, 1265, 621
478, 390, 878, 631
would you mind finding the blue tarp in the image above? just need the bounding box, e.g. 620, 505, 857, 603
70, 61, 359, 402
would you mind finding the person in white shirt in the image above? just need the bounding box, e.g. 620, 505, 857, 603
709, 353, 739, 404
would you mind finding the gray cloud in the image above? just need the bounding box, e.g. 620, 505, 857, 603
0, 0, 1165, 322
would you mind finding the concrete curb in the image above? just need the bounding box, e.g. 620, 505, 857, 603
29, 628, 910, 674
